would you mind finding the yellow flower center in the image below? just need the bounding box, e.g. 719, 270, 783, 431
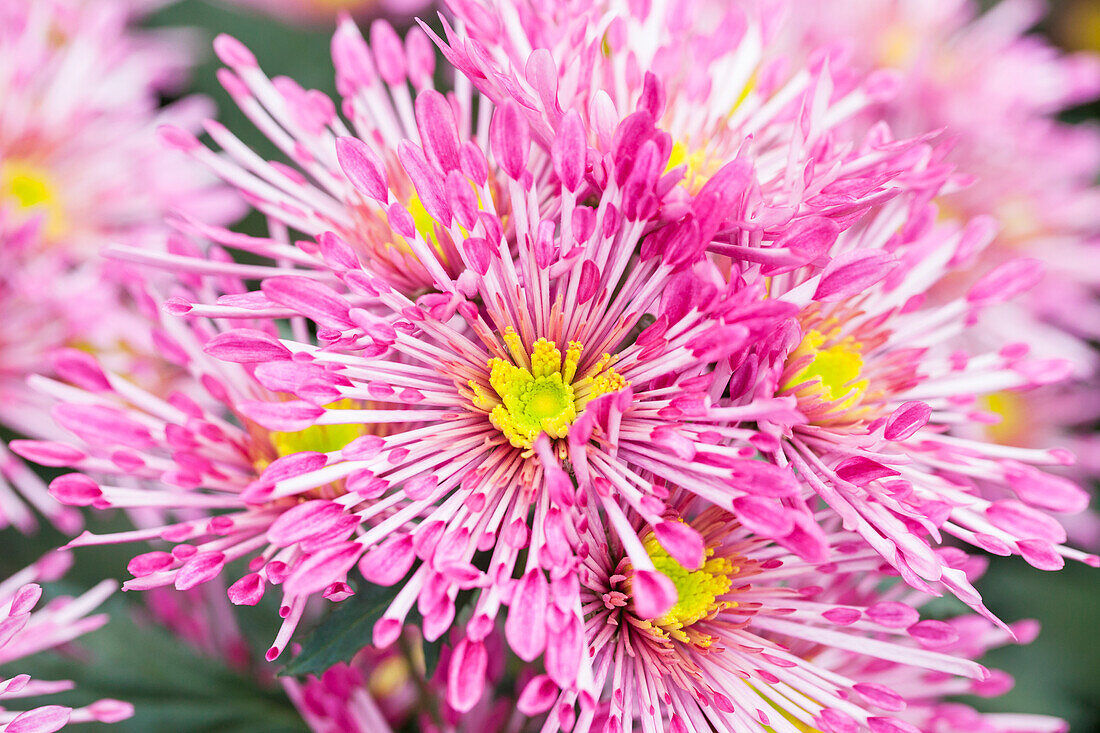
259, 399, 363, 468
643, 533, 734, 646
982, 391, 1028, 446
405, 192, 447, 253
879, 24, 916, 68
2, 160, 67, 238
470, 329, 627, 449
784, 330, 868, 414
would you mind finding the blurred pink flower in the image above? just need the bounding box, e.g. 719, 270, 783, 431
781, 0, 1100, 357
0, 0, 243, 533
0, 552, 132, 732
218, 0, 430, 24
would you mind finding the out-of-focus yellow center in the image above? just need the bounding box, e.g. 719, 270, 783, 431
1060, 0, 1100, 53
2, 160, 67, 238
879, 24, 916, 67
470, 329, 627, 449
982, 391, 1028, 446
406, 193, 440, 246
995, 196, 1042, 243
397, 189, 485, 266
368, 656, 413, 698
312, 0, 373, 9
784, 330, 868, 411
260, 399, 362, 468
665, 73, 756, 193
642, 533, 733, 646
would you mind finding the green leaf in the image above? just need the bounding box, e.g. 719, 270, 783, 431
422, 634, 444, 679
281, 576, 408, 677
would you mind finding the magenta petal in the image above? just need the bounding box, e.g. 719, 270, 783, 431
174, 551, 227, 591
631, 569, 677, 620
228, 573, 266, 606
5, 705, 72, 733
262, 276, 353, 331
447, 638, 487, 713
48, 474, 102, 507
336, 136, 388, 202
517, 675, 559, 716
489, 100, 530, 181
654, 520, 705, 571
968, 258, 1045, 306
814, 249, 897, 302
505, 569, 548, 661
358, 535, 415, 586
238, 400, 323, 432
552, 110, 587, 192
883, 401, 932, 441
266, 500, 347, 547
204, 328, 291, 363
285, 542, 362, 595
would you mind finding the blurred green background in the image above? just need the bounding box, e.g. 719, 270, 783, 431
0, 0, 1098, 730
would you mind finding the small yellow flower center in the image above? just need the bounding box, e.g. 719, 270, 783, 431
270, 420, 363, 458
470, 329, 627, 449
643, 533, 733, 646
2, 160, 67, 238
879, 24, 916, 67
258, 399, 363, 468
783, 330, 868, 416
982, 391, 1028, 446
405, 192, 447, 252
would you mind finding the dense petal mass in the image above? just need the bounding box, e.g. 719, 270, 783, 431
5, 2, 1096, 730
718, 182, 1097, 618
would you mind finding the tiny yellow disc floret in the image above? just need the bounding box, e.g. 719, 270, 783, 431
475, 330, 627, 448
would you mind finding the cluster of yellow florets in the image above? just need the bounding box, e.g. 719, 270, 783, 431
641, 533, 735, 647
470, 329, 628, 449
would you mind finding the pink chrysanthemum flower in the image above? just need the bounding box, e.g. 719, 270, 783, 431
0, 552, 133, 732
12, 300, 377, 663
283, 643, 418, 733
0, 0, 242, 533
438, 0, 1097, 605
779, 0, 1100, 546
514, 501, 1063, 733
151, 1, 949, 309
22, 22, 874, 698
785, 0, 1100, 359
727, 182, 1098, 619
153, 19, 489, 297
0, 0, 237, 256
